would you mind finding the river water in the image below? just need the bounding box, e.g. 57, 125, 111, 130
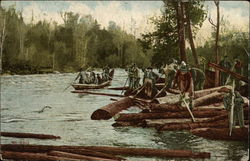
1, 69, 248, 161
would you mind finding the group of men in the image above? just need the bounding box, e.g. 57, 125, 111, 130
75, 66, 110, 84
125, 59, 245, 130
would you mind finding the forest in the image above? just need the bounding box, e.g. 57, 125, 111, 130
0, 1, 248, 76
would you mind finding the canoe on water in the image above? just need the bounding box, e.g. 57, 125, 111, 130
72, 69, 114, 90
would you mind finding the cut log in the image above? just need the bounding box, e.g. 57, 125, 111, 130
91, 97, 135, 120
1, 144, 210, 159
154, 86, 231, 104
193, 91, 224, 107
191, 127, 248, 141
115, 110, 225, 122
158, 120, 228, 131
1, 144, 124, 160
149, 103, 224, 113
2, 151, 78, 161
142, 118, 210, 128
71, 90, 124, 97
0, 132, 60, 139
48, 151, 117, 161
108, 86, 129, 90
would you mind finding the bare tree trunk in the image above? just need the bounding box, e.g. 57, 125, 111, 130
184, 2, 199, 66
175, 2, 187, 62
214, 0, 220, 86
0, 13, 6, 73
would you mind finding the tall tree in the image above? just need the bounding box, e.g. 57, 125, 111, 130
0, 8, 6, 73
208, 0, 220, 86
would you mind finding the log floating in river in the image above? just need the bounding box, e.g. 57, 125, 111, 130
1, 144, 211, 159
0, 132, 60, 140
48, 150, 117, 161
191, 127, 248, 141
91, 97, 135, 120
2, 151, 78, 161
71, 90, 124, 97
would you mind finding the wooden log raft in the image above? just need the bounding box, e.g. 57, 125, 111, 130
0, 132, 60, 139
191, 127, 248, 141
2, 151, 78, 161
1, 144, 210, 159
91, 97, 135, 120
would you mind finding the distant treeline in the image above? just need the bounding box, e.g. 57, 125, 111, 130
0, 6, 153, 74
0, 3, 248, 76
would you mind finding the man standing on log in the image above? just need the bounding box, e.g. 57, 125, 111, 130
143, 67, 158, 98
219, 55, 232, 85
223, 90, 245, 128
173, 61, 194, 110
128, 63, 140, 90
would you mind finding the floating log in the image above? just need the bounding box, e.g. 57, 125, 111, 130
0, 132, 60, 140
2, 151, 78, 161
48, 151, 117, 161
208, 62, 248, 83
91, 97, 135, 120
142, 118, 210, 128
1, 144, 124, 160
1, 144, 210, 159
194, 85, 231, 99
115, 110, 225, 122
108, 86, 129, 90
191, 127, 248, 141
158, 120, 228, 131
71, 90, 124, 97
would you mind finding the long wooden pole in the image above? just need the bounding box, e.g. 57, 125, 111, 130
71, 91, 124, 97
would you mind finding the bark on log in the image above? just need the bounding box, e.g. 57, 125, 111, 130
0, 132, 60, 139
1, 144, 211, 159
142, 118, 210, 128
2, 151, 78, 161
71, 90, 124, 97
115, 110, 225, 122
193, 91, 224, 107
1, 144, 124, 160
191, 127, 248, 141
149, 103, 224, 113
154, 86, 230, 104
48, 151, 117, 161
91, 97, 135, 120
158, 120, 228, 131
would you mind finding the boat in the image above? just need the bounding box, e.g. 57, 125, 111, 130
72, 69, 114, 90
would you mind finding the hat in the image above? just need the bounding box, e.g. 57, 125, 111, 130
180, 61, 188, 72
147, 66, 153, 69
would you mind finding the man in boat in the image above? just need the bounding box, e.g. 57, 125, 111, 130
74, 68, 87, 84
219, 55, 232, 85
102, 65, 110, 81
89, 71, 96, 84
223, 89, 245, 128
96, 73, 102, 84
129, 63, 140, 90
173, 61, 194, 110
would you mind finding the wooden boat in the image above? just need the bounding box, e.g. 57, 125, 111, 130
72, 69, 114, 90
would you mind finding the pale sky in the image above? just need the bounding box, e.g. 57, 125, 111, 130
2, 1, 249, 45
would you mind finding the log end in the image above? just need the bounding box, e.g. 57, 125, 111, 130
91, 110, 112, 120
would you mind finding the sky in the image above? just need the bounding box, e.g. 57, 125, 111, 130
2, 1, 249, 45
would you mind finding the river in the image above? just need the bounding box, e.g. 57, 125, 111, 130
1, 69, 248, 161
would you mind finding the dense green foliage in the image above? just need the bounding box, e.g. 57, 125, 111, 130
139, 0, 207, 67
0, 6, 152, 74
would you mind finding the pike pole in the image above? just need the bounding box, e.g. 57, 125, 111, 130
182, 95, 196, 122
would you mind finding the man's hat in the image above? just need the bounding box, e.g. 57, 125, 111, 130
147, 66, 153, 69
